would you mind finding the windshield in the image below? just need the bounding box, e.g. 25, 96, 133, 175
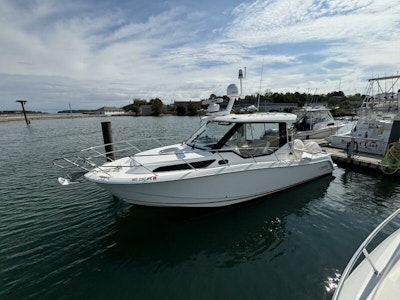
186, 121, 236, 149
185, 120, 287, 157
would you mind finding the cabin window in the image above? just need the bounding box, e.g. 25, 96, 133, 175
186, 121, 236, 149
185, 120, 288, 157
153, 159, 216, 172
230, 123, 283, 157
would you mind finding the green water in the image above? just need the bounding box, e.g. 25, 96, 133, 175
1, 116, 399, 299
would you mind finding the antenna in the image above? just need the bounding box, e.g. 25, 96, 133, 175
238, 67, 246, 96
257, 58, 264, 110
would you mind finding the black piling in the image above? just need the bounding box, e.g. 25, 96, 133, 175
101, 122, 115, 161
16, 100, 30, 125
388, 114, 400, 145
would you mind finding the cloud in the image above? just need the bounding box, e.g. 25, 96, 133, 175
0, 0, 399, 112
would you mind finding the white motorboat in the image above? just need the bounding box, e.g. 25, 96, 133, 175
329, 75, 400, 156
54, 84, 334, 207
332, 207, 400, 300
294, 106, 345, 140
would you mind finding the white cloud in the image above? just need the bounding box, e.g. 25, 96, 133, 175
0, 0, 399, 112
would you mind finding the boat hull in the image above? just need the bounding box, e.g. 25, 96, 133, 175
90, 159, 334, 207
295, 125, 343, 140
330, 135, 388, 156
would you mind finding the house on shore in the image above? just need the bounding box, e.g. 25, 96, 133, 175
95, 106, 126, 116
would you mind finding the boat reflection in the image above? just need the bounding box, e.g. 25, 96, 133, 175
103, 175, 335, 269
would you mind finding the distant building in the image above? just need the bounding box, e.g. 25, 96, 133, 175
95, 106, 126, 116
140, 105, 153, 116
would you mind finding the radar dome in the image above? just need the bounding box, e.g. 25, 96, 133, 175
227, 84, 239, 96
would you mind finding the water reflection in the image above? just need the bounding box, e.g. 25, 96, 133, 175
339, 169, 400, 209
104, 175, 335, 269
323, 269, 341, 297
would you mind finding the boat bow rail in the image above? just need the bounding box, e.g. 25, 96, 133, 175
53, 137, 180, 184
332, 207, 400, 300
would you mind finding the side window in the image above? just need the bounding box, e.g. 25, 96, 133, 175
245, 123, 266, 141
239, 123, 280, 157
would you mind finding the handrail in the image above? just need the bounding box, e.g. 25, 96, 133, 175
53, 137, 323, 182
332, 207, 400, 300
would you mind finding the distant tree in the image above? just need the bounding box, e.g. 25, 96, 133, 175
176, 105, 186, 116
123, 104, 141, 116
133, 99, 147, 106
149, 98, 164, 116
187, 103, 200, 116
131, 105, 140, 116
327, 91, 345, 98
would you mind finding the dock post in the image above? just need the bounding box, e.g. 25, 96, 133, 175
16, 100, 30, 125
101, 122, 115, 161
347, 138, 355, 163
387, 113, 400, 146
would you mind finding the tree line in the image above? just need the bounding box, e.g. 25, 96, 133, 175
123, 91, 363, 117
123, 98, 164, 116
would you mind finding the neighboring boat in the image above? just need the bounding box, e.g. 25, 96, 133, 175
294, 106, 345, 140
54, 84, 334, 207
332, 207, 400, 300
329, 75, 400, 156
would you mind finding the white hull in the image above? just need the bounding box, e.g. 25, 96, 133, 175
330, 135, 388, 156
333, 208, 400, 300
337, 228, 400, 299
89, 159, 333, 207
295, 125, 343, 140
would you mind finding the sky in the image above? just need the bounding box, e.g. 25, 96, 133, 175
1, 0, 399, 112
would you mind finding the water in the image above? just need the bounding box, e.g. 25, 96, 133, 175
1, 116, 399, 299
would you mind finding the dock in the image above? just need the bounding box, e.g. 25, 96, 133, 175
322, 146, 383, 172
310, 139, 398, 175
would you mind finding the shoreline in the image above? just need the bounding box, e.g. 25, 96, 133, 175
0, 113, 136, 122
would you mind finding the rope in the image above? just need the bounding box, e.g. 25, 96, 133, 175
380, 142, 400, 174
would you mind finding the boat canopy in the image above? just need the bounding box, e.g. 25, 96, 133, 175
212, 112, 297, 124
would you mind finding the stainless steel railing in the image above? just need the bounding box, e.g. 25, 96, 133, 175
53, 137, 323, 182
332, 207, 400, 299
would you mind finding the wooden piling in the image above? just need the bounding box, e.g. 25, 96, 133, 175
101, 122, 115, 161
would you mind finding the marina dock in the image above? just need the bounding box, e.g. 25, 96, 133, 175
305, 138, 388, 173
313, 138, 399, 176
322, 145, 383, 172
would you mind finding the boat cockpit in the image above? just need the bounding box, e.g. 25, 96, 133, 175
185, 120, 289, 158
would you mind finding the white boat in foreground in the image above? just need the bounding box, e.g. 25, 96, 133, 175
332, 207, 400, 300
294, 106, 345, 140
54, 84, 334, 207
